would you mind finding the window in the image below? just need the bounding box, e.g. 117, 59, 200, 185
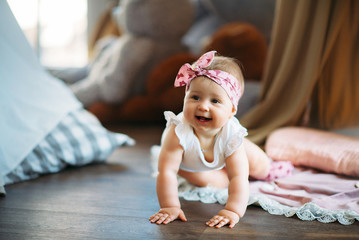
7, 0, 88, 68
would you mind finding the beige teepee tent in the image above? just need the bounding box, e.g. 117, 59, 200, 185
242, 0, 359, 145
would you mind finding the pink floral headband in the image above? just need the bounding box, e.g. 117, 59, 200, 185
174, 51, 242, 110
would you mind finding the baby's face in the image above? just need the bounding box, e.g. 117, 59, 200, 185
183, 76, 235, 134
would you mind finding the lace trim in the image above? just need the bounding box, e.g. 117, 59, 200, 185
177, 178, 359, 225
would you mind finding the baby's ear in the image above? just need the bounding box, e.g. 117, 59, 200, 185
231, 106, 237, 117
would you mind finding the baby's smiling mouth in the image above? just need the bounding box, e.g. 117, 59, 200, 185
196, 116, 212, 122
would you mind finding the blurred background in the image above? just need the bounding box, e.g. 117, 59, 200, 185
8, 0, 119, 68
7, 0, 274, 70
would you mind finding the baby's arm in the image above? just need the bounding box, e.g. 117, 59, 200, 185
206, 144, 249, 228
149, 125, 186, 225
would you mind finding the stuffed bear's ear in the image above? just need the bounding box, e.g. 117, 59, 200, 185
202, 22, 267, 80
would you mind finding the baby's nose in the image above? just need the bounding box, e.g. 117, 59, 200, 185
198, 101, 210, 111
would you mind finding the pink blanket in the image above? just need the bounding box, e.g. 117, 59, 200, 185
178, 167, 359, 225
251, 168, 359, 210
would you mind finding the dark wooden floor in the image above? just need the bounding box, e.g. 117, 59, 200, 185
1, 125, 358, 240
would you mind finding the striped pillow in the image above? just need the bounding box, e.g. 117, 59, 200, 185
3, 108, 135, 186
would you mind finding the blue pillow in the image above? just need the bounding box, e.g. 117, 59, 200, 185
1, 108, 135, 194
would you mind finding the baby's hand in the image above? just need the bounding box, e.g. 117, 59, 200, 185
206, 209, 240, 229
149, 207, 187, 225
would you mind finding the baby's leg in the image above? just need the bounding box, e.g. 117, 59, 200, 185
243, 138, 271, 179
178, 169, 229, 189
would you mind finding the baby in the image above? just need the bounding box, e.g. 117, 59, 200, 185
149, 51, 293, 228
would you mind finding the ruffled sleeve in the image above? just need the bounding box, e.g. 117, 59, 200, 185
163, 111, 189, 151
164, 111, 182, 128
223, 117, 248, 158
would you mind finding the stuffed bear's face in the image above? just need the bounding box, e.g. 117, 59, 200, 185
115, 0, 194, 40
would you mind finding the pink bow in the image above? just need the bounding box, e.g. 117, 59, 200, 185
174, 51, 242, 109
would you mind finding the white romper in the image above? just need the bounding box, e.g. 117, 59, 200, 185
163, 111, 248, 172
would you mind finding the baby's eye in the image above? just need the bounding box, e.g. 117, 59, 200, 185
192, 95, 200, 100
211, 99, 220, 104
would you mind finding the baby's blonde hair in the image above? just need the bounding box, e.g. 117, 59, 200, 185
202, 56, 245, 95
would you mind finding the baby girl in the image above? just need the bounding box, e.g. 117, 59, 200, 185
149, 51, 293, 228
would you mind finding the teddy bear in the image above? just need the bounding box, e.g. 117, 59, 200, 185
92, 23, 268, 124
55, 0, 194, 109
109, 25, 267, 123
89, 0, 271, 124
